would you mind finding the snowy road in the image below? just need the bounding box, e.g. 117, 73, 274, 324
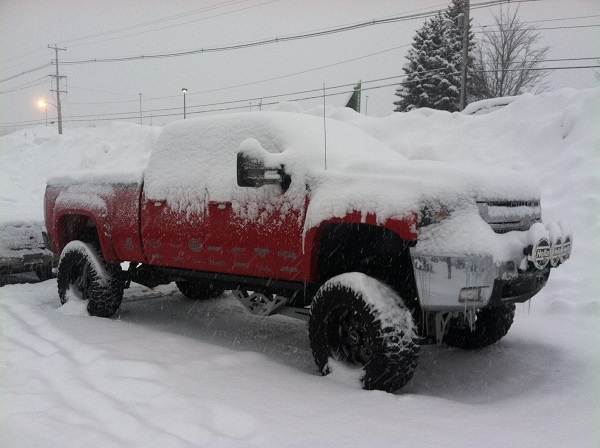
1, 279, 598, 447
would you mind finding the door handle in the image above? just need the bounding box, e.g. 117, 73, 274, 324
209, 201, 232, 210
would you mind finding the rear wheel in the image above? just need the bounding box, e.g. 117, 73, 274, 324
176, 281, 224, 300
57, 241, 124, 317
444, 304, 516, 350
309, 273, 420, 392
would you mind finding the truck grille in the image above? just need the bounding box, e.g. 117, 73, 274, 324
477, 200, 541, 234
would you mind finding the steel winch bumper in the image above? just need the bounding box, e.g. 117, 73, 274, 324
410, 222, 572, 311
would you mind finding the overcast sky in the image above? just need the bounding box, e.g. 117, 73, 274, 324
1, 0, 599, 130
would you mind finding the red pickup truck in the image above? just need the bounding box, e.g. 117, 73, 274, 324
44, 112, 571, 392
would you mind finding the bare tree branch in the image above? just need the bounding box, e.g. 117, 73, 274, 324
471, 6, 550, 100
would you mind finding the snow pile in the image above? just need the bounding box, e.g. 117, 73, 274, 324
0, 122, 159, 223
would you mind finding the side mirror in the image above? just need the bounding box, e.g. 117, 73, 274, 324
237, 151, 291, 190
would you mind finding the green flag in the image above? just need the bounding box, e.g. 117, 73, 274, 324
345, 81, 361, 112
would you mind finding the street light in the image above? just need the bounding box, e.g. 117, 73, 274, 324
37, 99, 55, 126
181, 88, 187, 119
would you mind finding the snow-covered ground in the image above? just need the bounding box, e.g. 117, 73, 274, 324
1, 88, 599, 447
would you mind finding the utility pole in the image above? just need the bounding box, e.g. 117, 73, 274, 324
459, 0, 470, 111
139, 93, 142, 124
48, 44, 66, 134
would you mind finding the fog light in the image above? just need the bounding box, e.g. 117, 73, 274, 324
561, 234, 572, 262
459, 286, 489, 303
550, 236, 562, 267
530, 237, 550, 270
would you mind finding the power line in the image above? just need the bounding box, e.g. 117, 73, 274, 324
59, 0, 518, 65
0, 76, 48, 95
66, 43, 414, 106
60, 7, 597, 67
474, 23, 600, 33
0, 62, 52, 83
0, 0, 445, 68
58, 0, 271, 46
475, 13, 600, 29
63, 63, 600, 123
0, 0, 554, 82
4, 60, 596, 128
65, 0, 282, 49
52, 54, 600, 107
0, 46, 47, 66
1, 68, 451, 126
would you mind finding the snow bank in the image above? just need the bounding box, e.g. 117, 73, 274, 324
0, 122, 159, 224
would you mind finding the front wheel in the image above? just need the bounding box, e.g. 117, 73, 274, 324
444, 304, 516, 350
309, 273, 420, 392
57, 241, 124, 317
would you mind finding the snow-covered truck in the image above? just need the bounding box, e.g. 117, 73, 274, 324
43, 112, 572, 392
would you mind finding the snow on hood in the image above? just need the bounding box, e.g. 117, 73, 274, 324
144, 111, 538, 228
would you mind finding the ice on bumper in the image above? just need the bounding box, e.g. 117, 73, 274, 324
411, 207, 573, 311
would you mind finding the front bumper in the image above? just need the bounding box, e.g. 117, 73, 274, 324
410, 222, 571, 311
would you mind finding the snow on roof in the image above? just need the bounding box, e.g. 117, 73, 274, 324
144, 110, 539, 229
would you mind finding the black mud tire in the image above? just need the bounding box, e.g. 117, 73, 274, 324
309, 273, 420, 393
57, 241, 124, 318
444, 304, 516, 350
176, 281, 224, 300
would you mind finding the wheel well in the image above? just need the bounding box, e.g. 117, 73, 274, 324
317, 223, 419, 306
58, 214, 101, 253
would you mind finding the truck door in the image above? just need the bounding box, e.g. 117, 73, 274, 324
202, 189, 307, 282
140, 192, 208, 269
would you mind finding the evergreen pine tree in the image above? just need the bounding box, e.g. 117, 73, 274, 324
394, 0, 474, 112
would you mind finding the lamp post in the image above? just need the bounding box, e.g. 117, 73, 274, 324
38, 99, 49, 126
181, 88, 187, 119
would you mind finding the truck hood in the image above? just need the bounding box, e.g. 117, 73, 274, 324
301, 158, 539, 230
